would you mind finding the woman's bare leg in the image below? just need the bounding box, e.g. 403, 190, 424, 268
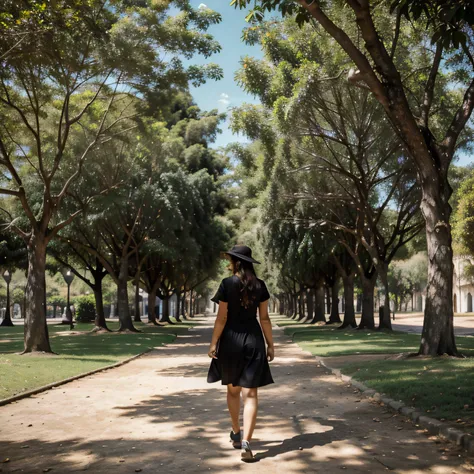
242, 387, 258, 441
227, 384, 242, 433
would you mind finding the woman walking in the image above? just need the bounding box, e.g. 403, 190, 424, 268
207, 244, 274, 462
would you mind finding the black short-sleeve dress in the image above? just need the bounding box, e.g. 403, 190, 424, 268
207, 275, 274, 388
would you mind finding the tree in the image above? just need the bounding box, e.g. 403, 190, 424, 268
233, 22, 424, 330
332, 248, 357, 329
229, 134, 339, 323
388, 252, 428, 313
49, 231, 110, 331
0, 0, 223, 352
233, 0, 474, 355
142, 169, 231, 323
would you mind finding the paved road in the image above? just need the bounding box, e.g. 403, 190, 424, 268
0, 316, 473, 473
390, 315, 474, 335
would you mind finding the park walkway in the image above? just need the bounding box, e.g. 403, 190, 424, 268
0, 316, 472, 473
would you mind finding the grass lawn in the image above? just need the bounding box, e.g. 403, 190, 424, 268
0, 319, 194, 400
343, 358, 474, 424
275, 315, 474, 425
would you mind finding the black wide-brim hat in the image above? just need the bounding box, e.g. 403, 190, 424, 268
224, 245, 261, 264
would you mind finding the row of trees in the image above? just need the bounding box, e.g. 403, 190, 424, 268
231, 0, 474, 355
0, 0, 232, 352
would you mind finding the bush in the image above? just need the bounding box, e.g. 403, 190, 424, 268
48, 295, 66, 307
74, 294, 96, 323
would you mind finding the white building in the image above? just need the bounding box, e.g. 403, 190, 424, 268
413, 256, 474, 314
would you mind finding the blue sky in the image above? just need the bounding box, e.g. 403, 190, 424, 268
188, 0, 263, 148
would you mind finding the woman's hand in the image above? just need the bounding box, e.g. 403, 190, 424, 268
208, 343, 218, 359
267, 345, 274, 362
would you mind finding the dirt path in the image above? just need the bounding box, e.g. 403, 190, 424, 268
0, 316, 472, 473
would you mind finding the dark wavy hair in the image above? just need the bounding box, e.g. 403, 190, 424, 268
231, 256, 261, 308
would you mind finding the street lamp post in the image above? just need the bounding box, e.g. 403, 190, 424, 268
62, 270, 75, 329
1, 270, 13, 327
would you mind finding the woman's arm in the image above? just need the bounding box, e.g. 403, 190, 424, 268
208, 301, 228, 358
258, 300, 274, 361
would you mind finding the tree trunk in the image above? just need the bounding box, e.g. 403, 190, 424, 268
134, 279, 141, 323
297, 291, 304, 321
325, 285, 331, 315
339, 274, 357, 329
181, 292, 186, 318
147, 287, 158, 324
378, 265, 392, 330
419, 184, 458, 355
291, 295, 298, 319
175, 291, 181, 322
301, 291, 307, 320
23, 235, 52, 353
93, 283, 109, 331
117, 257, 137, 332
312, 284, 326, 323
328, 280, 342, 324
161, 297, 173, 324
189, 289, 193, 318
0, 282, 13, 326
306, 288, 314, 322
359, 277, 376, 329
53, 305, 57, 319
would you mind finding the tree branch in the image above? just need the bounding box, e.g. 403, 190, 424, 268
298, 0, 389, 107
390, 8, 402, 59
420, 41, 443, 127
0, 188, 20, 197
442, 76, 474, 159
